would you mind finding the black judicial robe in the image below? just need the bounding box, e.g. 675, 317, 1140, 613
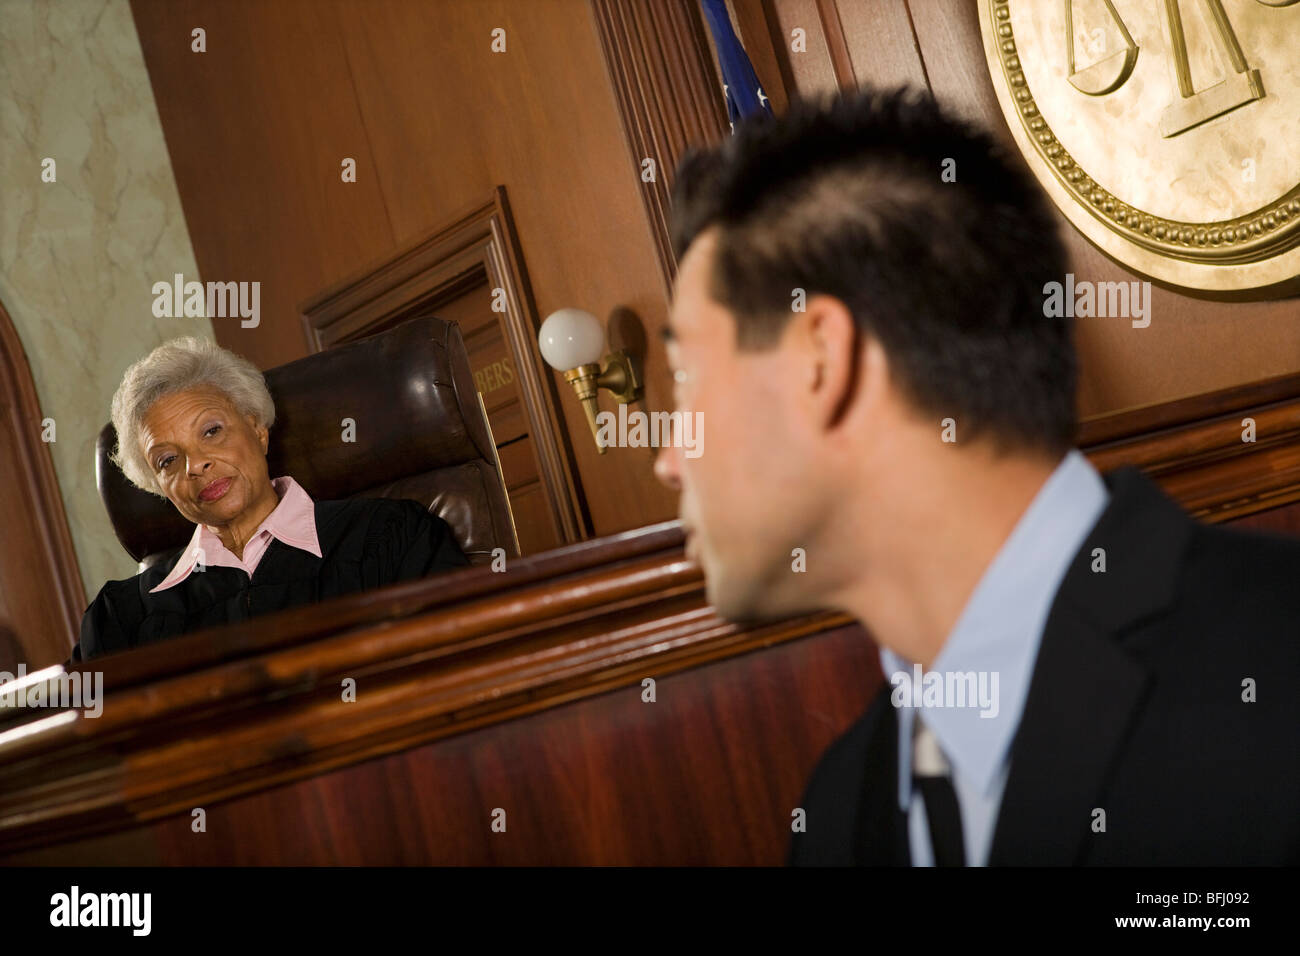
75, 497, 470, 662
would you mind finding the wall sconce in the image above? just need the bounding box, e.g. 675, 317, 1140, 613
538, 308, 642, 454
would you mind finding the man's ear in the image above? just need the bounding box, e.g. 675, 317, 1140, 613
803, 294, 859, 429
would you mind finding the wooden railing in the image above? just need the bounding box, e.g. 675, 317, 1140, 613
0, 521, 855, 861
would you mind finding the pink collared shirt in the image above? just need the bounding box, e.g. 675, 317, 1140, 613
150, 475, 323, 592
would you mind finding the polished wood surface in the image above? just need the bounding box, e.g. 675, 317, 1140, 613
2, 619, 874, 865
0, 299, 85, 668
0, 519, 853, 861
1080, 371, 1300, 520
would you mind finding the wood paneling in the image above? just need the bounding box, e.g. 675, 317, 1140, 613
0, 518, 857, 861
822, 0, 928, 92
902, 0, 1004, 129
1, 621, 875, 865
132, 0, 679, 546
763, 0, 839, 96
726, 0, 793, 114
1232, 499, 1300, 538
759, 0, 932, 112
299, 188, 586, 552
130, 0, 396, 368
591, 0, 730, 293
0, 300, 85, 667
1080, 371, 1300, 521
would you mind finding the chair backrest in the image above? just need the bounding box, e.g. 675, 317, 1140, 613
96, 316, 519, 570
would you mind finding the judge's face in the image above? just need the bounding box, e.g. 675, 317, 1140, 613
140, 385, 272, 528
654, 231, 829, 621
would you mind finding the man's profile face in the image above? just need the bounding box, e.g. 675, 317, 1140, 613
655, 230, 827, 621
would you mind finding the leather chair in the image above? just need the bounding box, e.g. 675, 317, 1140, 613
96, 316, 519, 571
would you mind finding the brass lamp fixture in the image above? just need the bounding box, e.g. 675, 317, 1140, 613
538, 308, 642, 454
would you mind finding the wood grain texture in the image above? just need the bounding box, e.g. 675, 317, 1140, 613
1081, 371, 1300, 520
765, 0, 840, 96
0, 518, 855, 857
0, 300, 85, 667
591, 0, 730, 293
2, 621, 876, 865
1232, 498, 1300, 538
727, 0, 793, 113
299, 187, 588, 550
130, 0, 397, 369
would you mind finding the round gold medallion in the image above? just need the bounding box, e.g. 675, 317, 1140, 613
978, 0, 1300, 295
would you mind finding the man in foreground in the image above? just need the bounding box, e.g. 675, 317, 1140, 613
653, 88, 1300, 865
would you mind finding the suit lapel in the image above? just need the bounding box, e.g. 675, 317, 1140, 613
853, 692, 911, 865
987, 613, 1150, 864
988, 467, 1195, 865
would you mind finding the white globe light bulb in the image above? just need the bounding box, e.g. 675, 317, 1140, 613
538, 308, 606, 370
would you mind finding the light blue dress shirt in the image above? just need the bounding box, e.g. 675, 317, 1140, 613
878, 449, 1108, 866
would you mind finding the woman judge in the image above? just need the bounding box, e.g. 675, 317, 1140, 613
76, 337, 469, 661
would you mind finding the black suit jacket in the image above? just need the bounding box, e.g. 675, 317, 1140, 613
789, 466, 1300, 865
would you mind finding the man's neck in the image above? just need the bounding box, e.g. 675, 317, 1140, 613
832, 446, 1062, 670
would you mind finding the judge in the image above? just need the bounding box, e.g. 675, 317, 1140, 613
75, 336, 469, 661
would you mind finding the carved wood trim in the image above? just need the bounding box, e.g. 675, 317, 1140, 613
591, 0, 730, 294
0, 299, 85, 666
0, 521, 850, 853
299, 186, 590, 544
1079, 371, 1300, 521
814, 0, 857, 88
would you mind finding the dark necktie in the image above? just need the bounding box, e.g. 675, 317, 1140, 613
913, 716, 966, 866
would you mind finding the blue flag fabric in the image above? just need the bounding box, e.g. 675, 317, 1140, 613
699, 0, 773, 129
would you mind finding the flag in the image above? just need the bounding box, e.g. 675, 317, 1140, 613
699, 0, 773, 130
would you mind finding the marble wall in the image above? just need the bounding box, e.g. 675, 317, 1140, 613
0, 0, 212, 602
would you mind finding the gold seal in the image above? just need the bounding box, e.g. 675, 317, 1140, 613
979, 0, 1300, 295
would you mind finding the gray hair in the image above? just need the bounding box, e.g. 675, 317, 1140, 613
111, 336, 275, 496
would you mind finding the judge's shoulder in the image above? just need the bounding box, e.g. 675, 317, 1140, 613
317, 495, 457, 543
74, 549, 183, 663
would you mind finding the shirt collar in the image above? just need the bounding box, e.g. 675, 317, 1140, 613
880, 449, 1109, 805
150, 475, 321, 592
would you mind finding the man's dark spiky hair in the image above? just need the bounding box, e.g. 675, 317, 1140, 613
667, 85, 1076, 455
